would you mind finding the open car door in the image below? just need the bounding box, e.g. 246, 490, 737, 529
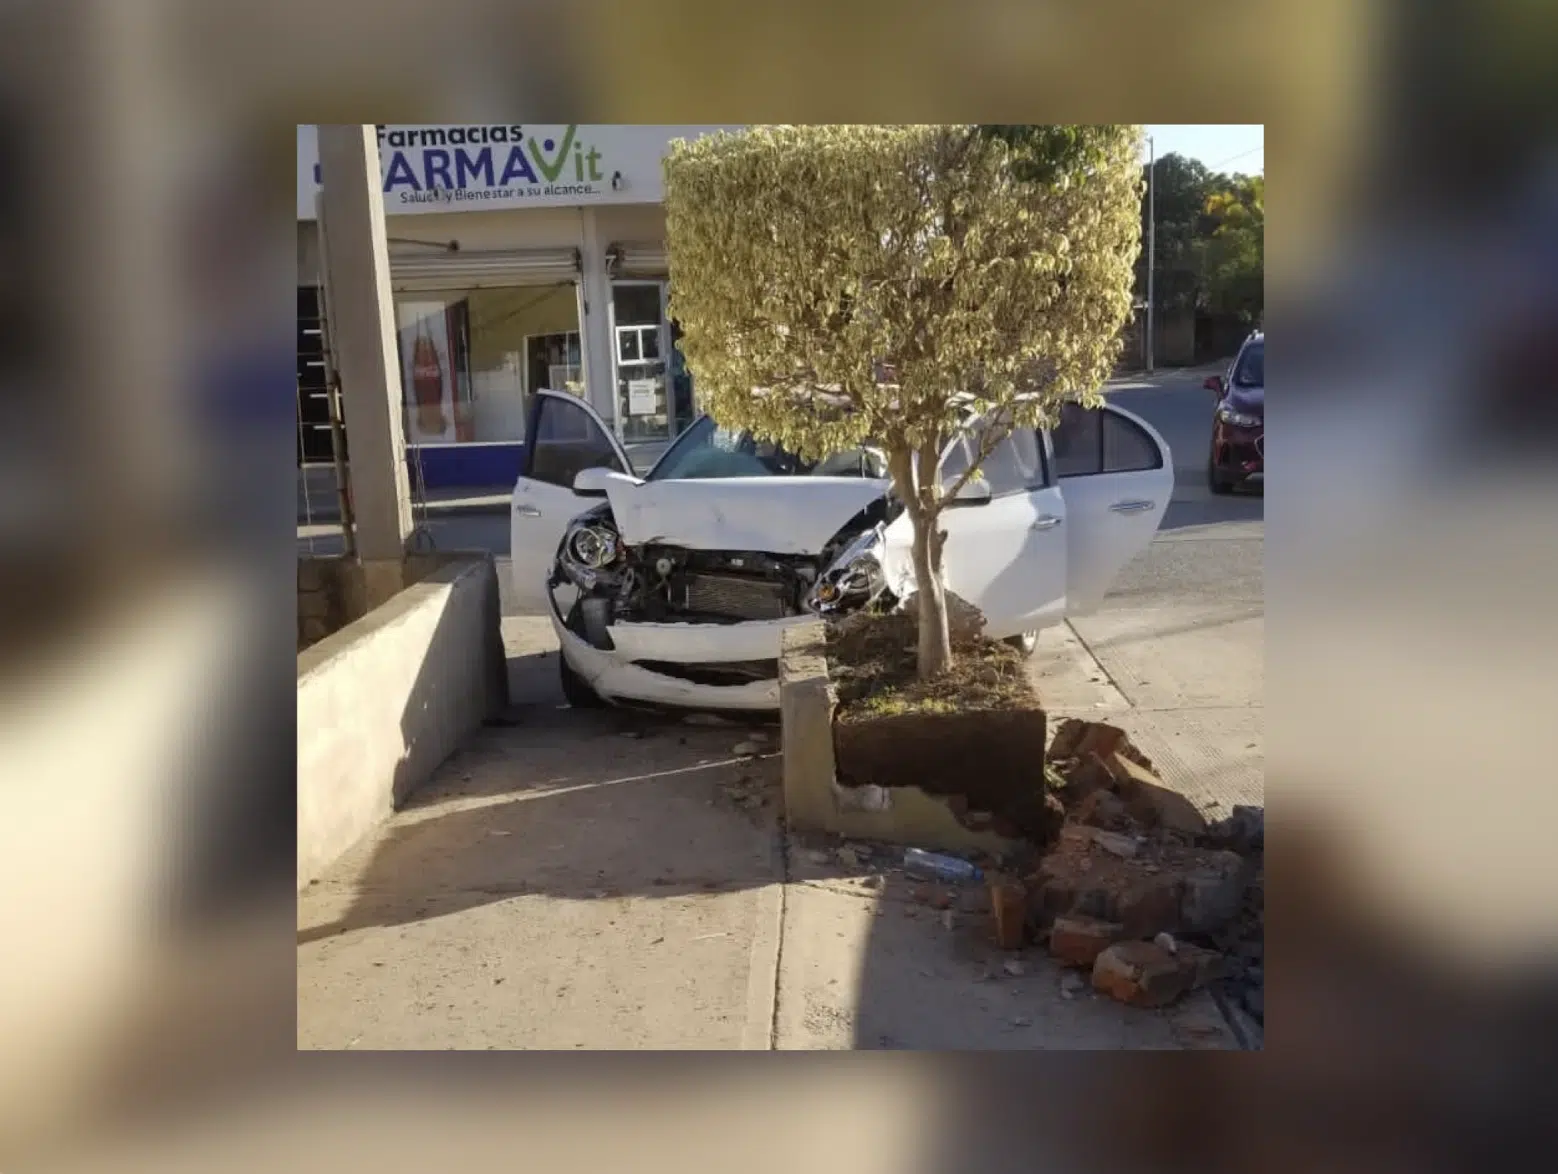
881, 422, 1069, 641
509, 390, 633, 614
1047, 402, 1174, 615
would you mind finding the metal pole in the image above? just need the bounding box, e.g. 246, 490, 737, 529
315, 188, 357, 556
1146, 134, 1156, 375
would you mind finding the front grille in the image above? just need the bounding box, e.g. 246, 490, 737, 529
682, 573, 791, 620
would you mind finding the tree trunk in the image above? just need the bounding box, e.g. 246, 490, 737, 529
911, 509, 952, 678
888, 445, 953, 680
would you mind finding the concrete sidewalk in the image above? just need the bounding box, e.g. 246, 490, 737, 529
297, 613, 1245, 1050
298, 701, 787, 1050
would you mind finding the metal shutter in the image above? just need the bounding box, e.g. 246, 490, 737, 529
608, 242, 667, 278
389, 247, 581, 290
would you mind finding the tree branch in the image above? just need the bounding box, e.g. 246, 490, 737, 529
941, 411, 1018, 504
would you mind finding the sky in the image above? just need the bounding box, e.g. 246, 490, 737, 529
1143, 124, 1264, 174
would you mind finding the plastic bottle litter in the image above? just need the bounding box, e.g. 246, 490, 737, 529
902, 848, 983, 884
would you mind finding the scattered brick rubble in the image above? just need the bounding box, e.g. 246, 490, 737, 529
783, 715, 1265, 1023
991, 718, 1265, 1016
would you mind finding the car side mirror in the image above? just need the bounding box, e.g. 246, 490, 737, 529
573, 465, 634, 497
1204, 375, 1226, 395
945, 478, 992, 507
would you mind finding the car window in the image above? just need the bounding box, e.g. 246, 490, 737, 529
645, 415, 878, 481
1233, 341, 1264, 387
941, 423, 1044, 494
528, 395, 626, 488
1102, 410, 1162, 472
1051, 403, 1163, 477
1051, 402, 1103, 477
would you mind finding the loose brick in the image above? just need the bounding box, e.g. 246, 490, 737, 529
1047, 717, 1090, 760
1074, 723, 1129, 762
1181, 850, 1248, 933
989, 877, 1027, 950
1059, 822, 1141, 859
1048, 915, 1124, 968
1092, 940, 1193, 1007
1073, 788, 1130, 830
1174, 943, 1230, 988
1102, 753, 1209, 837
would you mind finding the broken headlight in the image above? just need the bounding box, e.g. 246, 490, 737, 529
565, 520, 621, 569
557, 517, 624, 591
807, 525, 887, 615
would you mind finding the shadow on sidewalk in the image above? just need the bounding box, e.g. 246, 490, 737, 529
297, 699, 783, 946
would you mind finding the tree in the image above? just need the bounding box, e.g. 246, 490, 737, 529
663, 125, 1143, 679
1137, 152, 1216, 318
1202, 173, 1264, 327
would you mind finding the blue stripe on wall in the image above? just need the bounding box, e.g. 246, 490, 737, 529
407, 444, 525, 491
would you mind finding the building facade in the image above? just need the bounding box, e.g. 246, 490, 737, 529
296, 124, 738, 490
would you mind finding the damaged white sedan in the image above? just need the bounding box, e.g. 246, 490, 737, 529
511, 390, 1173, 713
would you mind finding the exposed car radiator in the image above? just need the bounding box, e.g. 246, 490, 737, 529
681, 573, 791, 621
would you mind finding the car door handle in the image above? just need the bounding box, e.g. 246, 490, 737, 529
1109, 499, 1157, 515
514, 503, 541, 517
1031, 515, 1062, 531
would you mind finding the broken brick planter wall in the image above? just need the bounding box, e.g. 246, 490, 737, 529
778, 621, 1043, 855
834, 707, 1054, 842
297, 555, 508, 891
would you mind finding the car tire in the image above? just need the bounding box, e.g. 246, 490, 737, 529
1208, 458, 1233, 495
1006, 631, 1039, 658
559, 651, 604, 709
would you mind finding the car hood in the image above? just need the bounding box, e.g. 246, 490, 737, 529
603, 476, 892, 555
1223, 385, 1264, 417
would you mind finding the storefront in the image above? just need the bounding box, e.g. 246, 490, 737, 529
296, 124, 736, 490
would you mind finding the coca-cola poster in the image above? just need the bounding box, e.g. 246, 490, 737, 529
398, 302, 458, 443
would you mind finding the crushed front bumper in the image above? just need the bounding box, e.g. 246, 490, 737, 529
549, 594, 813, 711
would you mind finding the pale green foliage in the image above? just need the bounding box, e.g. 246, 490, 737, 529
663, 124, 1143, 679
663, 124, 1144, 470
1203, 174, 1264, 326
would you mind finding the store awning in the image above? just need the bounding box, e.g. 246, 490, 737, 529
607, 241, 668, 278
389, 246, 581, 291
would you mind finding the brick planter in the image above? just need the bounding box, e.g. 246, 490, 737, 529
834, 705, 1053, 842
777, 621, 1052, 855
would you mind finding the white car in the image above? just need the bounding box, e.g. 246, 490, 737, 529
511, 390, 1173, 713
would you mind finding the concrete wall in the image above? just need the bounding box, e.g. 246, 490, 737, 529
297, 555, 508, 889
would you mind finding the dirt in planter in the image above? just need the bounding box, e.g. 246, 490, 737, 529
827, 597, 1036, 720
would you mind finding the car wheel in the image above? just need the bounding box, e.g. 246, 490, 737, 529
1005, 631, 1039, 658
559, 651, 604, 708
1208, 457, 1232, 495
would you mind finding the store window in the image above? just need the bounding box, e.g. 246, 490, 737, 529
394, 284, 580, 446
612, 282, 670, 447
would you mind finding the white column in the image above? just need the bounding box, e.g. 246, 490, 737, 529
317, 125, 413, 602
577, 207, 617, 431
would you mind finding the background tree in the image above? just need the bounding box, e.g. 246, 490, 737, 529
1202, 173, 1265, 328
663, 124, 1143, 679
1130, 153, 1266, 353
1137, 152, 1216, 319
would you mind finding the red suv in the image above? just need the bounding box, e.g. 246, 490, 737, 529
1206, 331, 1264, 494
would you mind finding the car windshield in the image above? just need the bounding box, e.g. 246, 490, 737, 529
645, 415, 883, 481
1233, 340, 1264, 387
